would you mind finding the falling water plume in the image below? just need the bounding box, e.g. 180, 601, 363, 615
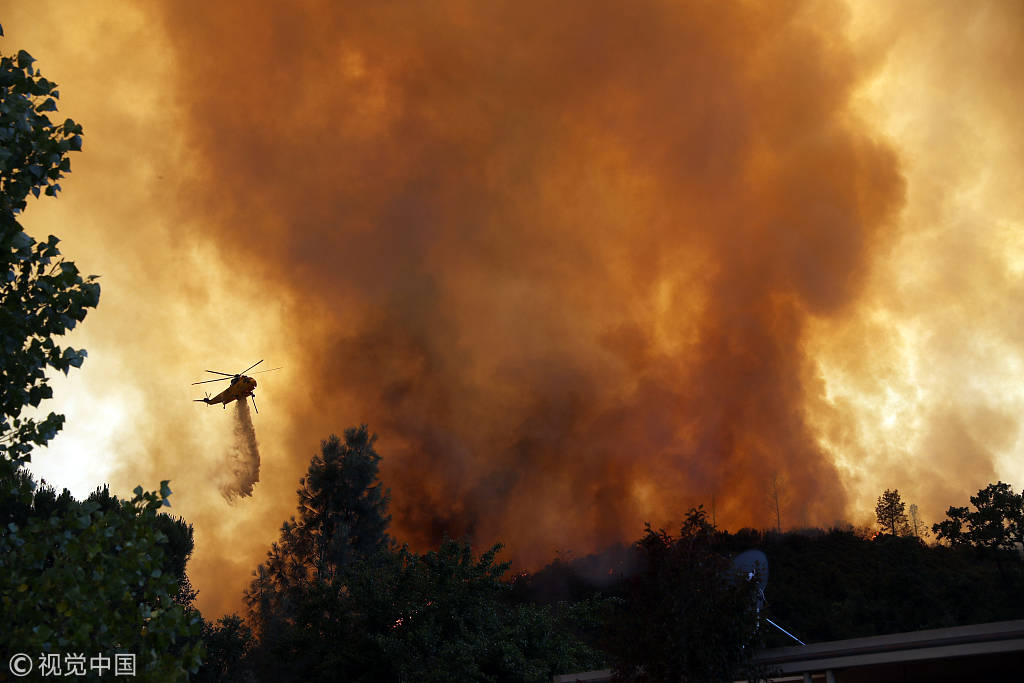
220, 400, 260, 503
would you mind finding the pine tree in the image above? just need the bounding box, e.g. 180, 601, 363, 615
246, 425, 393, 656
296, 426, 392, 580
875, 489, 910, 536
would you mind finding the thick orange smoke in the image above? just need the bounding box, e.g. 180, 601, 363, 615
11, 0, 1023, 618
155, 0, 901, 552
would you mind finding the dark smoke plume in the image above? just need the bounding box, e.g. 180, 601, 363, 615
220, 400, 260, 503
155, 0, 904, 565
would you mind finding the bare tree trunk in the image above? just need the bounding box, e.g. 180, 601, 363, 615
909, 503, 928, 538
768, 475, 782, 533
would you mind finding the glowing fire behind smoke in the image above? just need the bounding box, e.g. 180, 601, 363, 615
220, 400, 261, 503
151, 0, 903, 556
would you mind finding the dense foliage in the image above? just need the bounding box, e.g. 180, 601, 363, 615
0, 475, 203, 678
603, 509, 762, 682
512, 488, 1024, 666
752, 527, 1022, 645
0, 41, 98, 466
933, 481, 1023, 553
204, 428, 1024, 682
0, 40, 200, 680
245, 426, 394, 654
219, 426, 605, 682
194, 615, 255, 683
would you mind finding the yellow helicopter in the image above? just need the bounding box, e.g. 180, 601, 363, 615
192, 360, 280, 413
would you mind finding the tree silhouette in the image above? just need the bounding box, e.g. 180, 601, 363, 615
0, 474, 203, 677
934, 481, 1024, 568
248, 426, 391, 628
0, 41, 200, 678
0, 44, 98, 467
606, 507, 761, 682
933, 505, 970, 547
245, 426, 602, 681
965, 482, 1024, 555
875, 489, 910, 536
297, 426, 392, 578
195, 615, 255, 683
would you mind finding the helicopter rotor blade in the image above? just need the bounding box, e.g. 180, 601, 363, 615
252, 366, 282, 374
205, 370, 235, 377
191, 377, 232, 385
239, 359, 263, 375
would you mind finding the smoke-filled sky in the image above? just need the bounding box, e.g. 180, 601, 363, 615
8, 1, 1024, 617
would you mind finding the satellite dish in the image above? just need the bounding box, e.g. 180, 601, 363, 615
729, 549, 806, 646
731, 549, 769, 592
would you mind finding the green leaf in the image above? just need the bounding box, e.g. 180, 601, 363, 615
0, 47, 98, 464
17, 50, 35, 69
